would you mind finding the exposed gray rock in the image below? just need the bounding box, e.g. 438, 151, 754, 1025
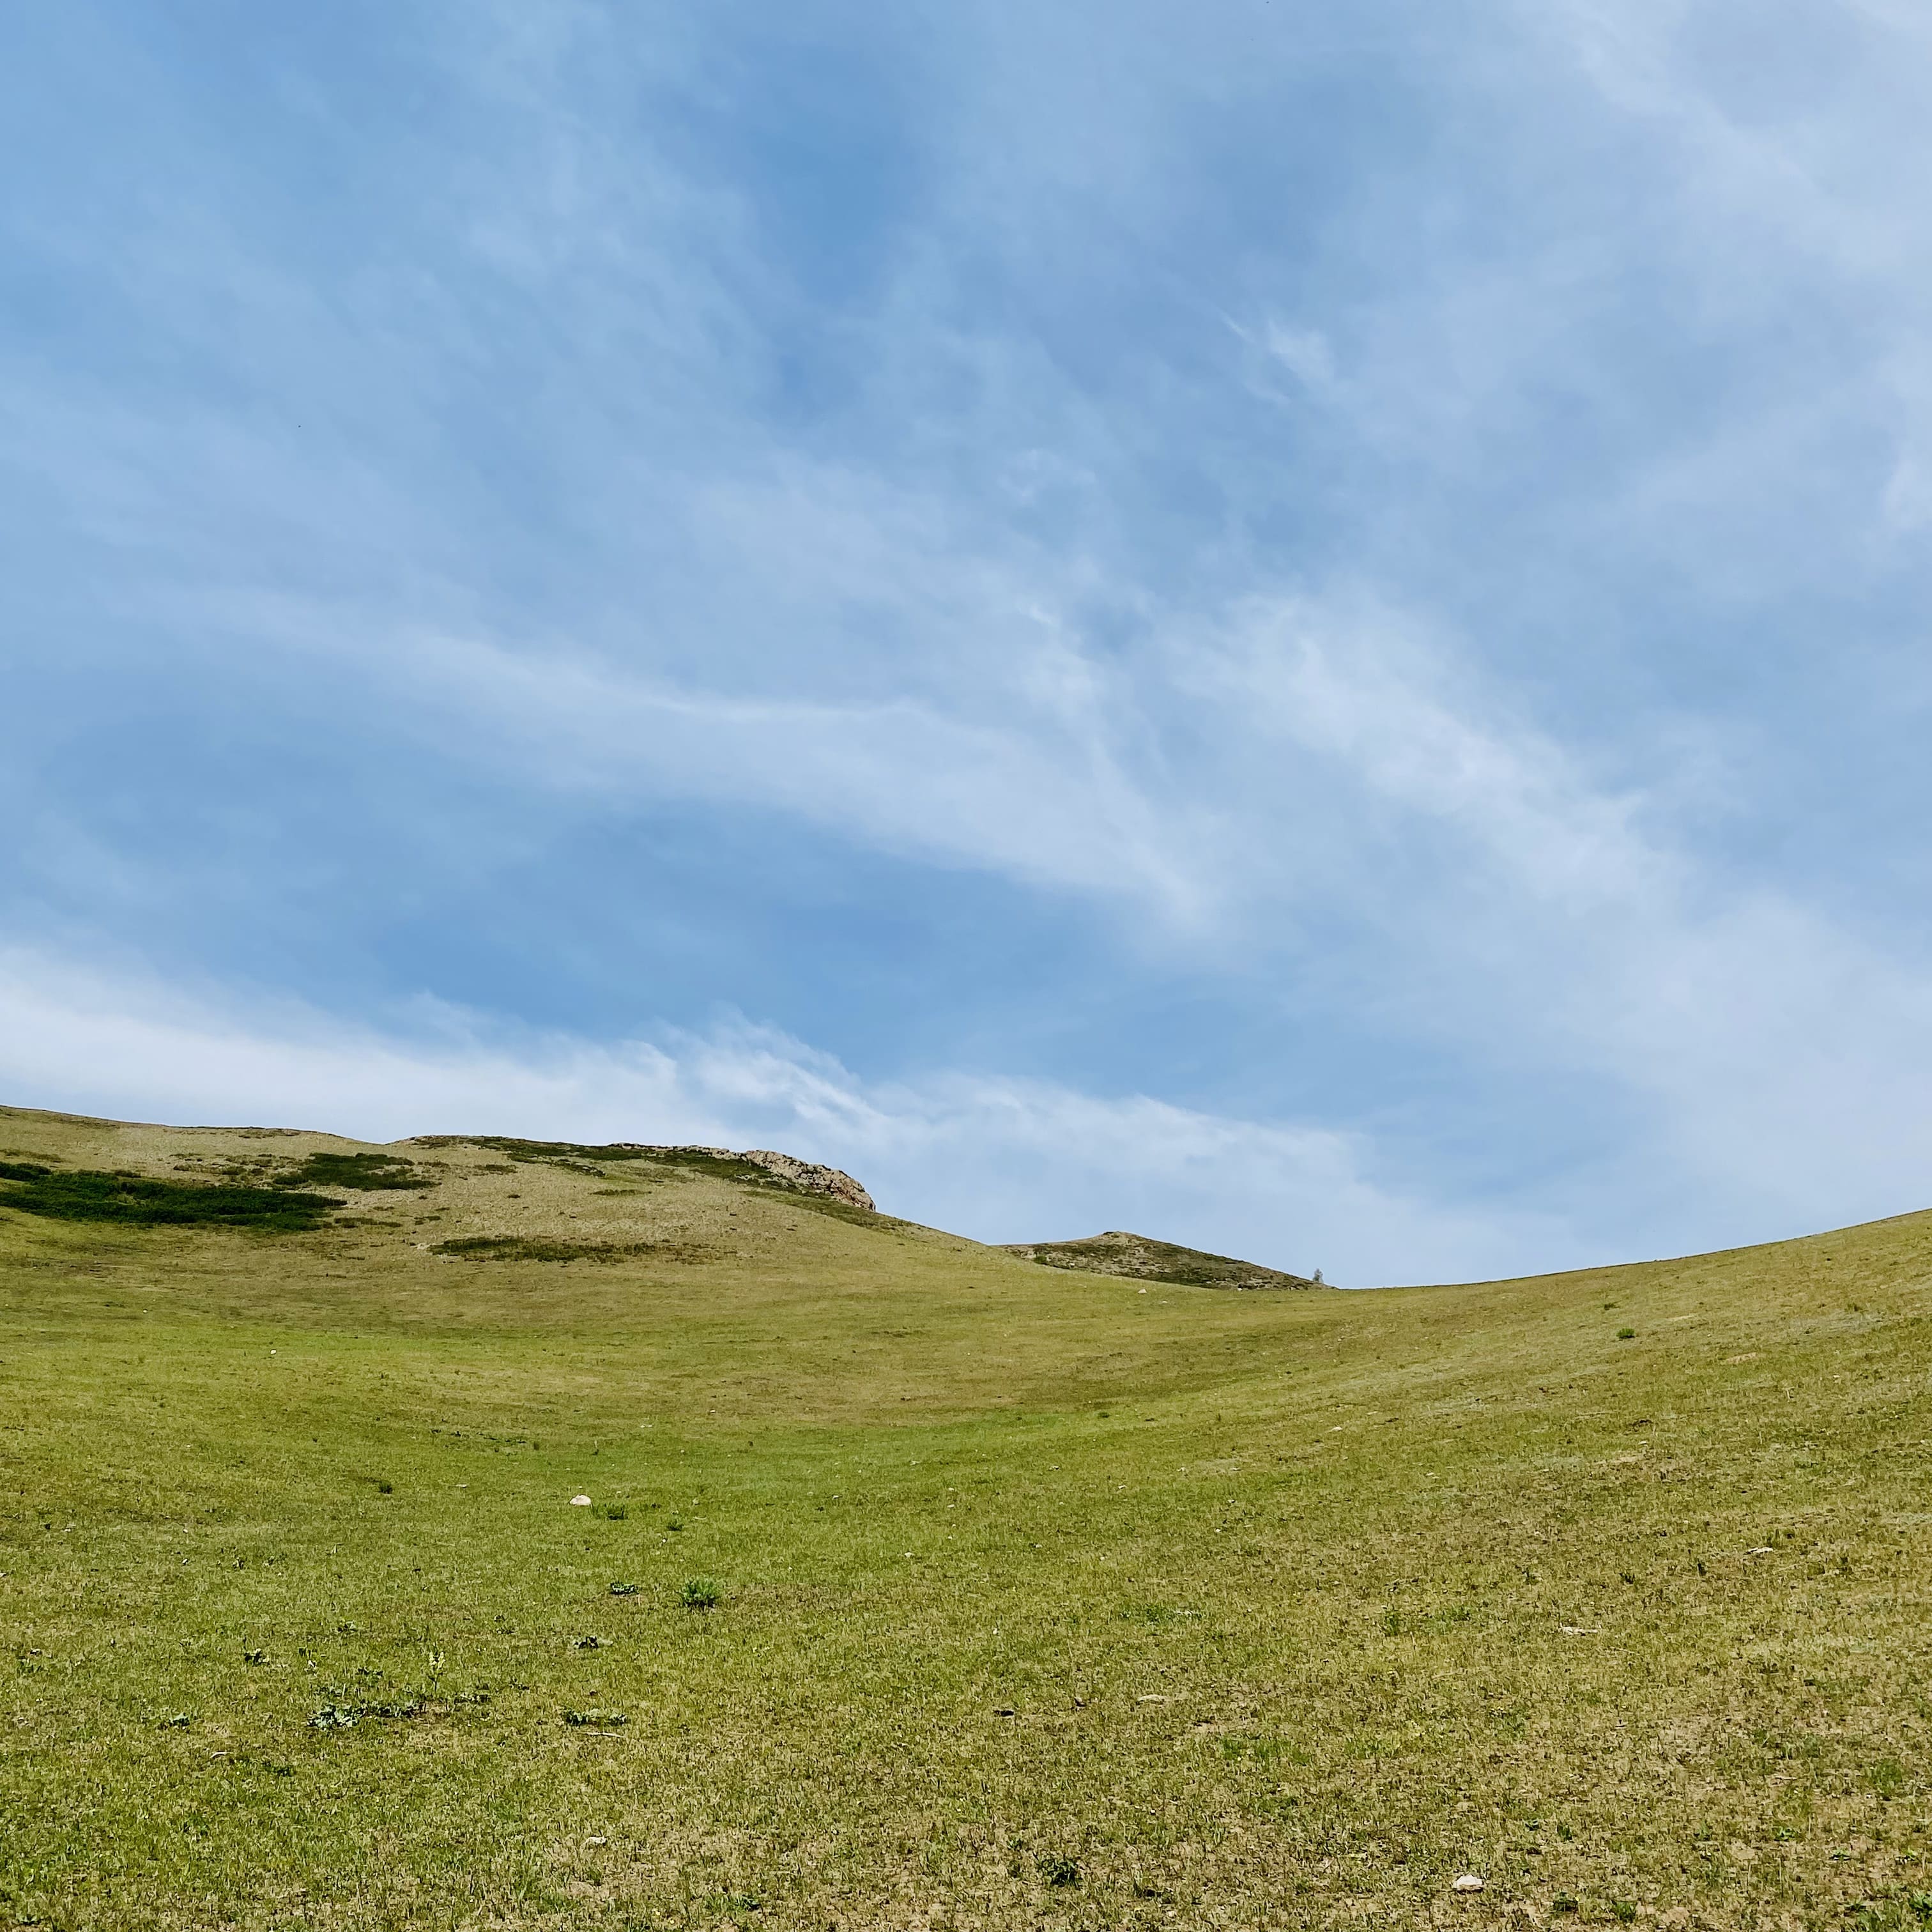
615, 1144, 876, 1212
735, 1149, 875, 1211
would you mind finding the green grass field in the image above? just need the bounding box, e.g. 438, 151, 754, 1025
4, 1103, 1931, 1930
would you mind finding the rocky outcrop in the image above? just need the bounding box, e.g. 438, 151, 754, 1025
615, 1144, 875, 1212
735, 1149, 875, 1211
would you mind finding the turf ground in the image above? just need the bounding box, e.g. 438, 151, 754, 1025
3, 1103, 1931, 1930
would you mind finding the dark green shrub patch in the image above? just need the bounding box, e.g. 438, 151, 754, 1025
278, 1151, 435, 1192
0, 1162, 341, 1230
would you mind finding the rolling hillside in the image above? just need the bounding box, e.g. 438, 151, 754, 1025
4, 1102, 1931, 1929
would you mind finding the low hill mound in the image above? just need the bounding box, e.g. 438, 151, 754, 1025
1002, 1227, 1321, 1289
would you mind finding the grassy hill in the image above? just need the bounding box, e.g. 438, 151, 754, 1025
4, 1103, 1931, 1930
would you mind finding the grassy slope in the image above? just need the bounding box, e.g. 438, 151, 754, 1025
3, 1105, 1931, 1931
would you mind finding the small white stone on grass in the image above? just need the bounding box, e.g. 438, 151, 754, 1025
1452, 1875, 1484, 1893
570, 1494, 592, 1506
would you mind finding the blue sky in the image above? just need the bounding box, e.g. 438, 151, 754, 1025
6, 0, 1932, 1282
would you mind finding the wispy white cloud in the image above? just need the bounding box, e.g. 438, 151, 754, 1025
1196, 595, 1932, 1248
1533, 0, 1932, 557
215, 594, 1218, 919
